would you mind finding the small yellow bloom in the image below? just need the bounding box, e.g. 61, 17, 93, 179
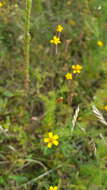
0, 2, 4, 7
103, 105, 107, 111
50, 36, 61, 45
97, 41, 104, 47
65, 73, 72, 80
44, 132, 59, 148
56, 25, 63, 32
72, 65, 82, 74
50, 186, 58, 190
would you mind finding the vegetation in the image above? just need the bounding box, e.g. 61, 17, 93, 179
0, 0, 107, 189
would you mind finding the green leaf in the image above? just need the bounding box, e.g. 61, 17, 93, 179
9, 175, 28, 184
0, 176, 6, 185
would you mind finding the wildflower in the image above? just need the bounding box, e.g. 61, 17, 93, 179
65, 73, 72, 80
56, 25, 63, 32
103, 105, 107, 111
0, 2, 4, 7
50, 186, 58, 190
44, 132, 59, 148
50, 36, 61, 45
72, 65, 82, 74
97, 41, 104, 47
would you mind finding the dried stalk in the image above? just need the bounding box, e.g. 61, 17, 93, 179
24, 0, 32, 91
71, 106, 80, 133
92, 105, 107, 126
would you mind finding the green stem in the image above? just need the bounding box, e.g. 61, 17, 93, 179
24, 0, 32, 91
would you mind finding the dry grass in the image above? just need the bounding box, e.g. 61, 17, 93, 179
92, 105, 107, 126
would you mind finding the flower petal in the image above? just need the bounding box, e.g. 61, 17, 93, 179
54, 187, 58, 190
53, 140, 59, 146
73, 70, 77, 73
50, 186, 53, 190
72, 65, 76, 69
77, 65, 82, 69
48, 132, 53, 138
53, 135, 59, 140
44, 138, 49, 143
48, 143, 52, 148
50, 40, 54, 43
53, 36, 57, 40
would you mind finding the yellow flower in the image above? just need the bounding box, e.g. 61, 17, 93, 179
0, 2, 4, 7
44, 132, 59, 148
97, 41, 104, 47
103, 105, 107, 111
56, 25, 63, 32
72, 65, 82, 74
50, 186, 58, 190
65, 73, 72, 80
50, 36, 61, 45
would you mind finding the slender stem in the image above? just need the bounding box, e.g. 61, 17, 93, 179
24, 0, 32, 91
55, 45, 58, 55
